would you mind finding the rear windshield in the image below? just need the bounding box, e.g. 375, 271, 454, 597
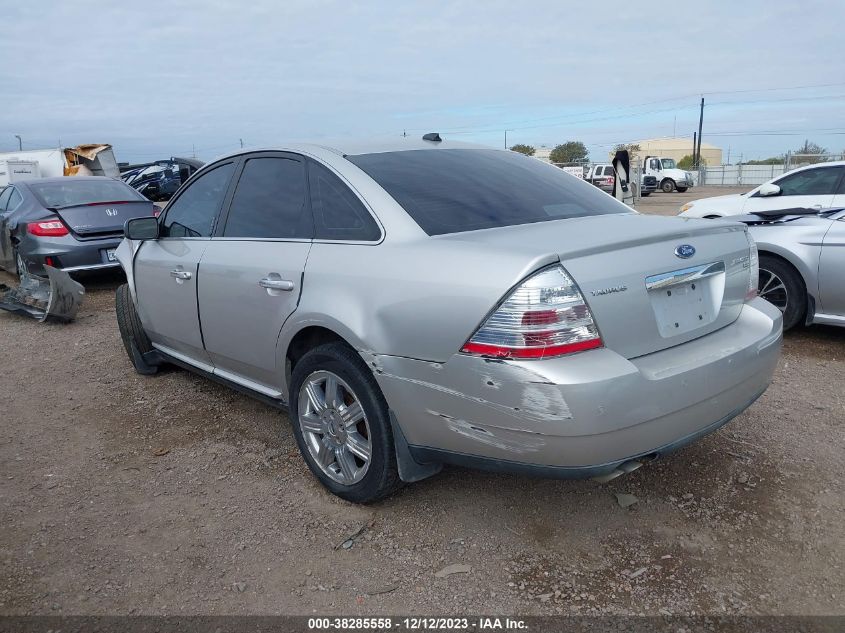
347, 149, 629, 235
29, 179, 145, 209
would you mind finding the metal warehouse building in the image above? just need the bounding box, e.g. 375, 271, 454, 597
610, 138, 723, 166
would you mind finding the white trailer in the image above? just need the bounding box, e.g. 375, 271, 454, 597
0, 144, 119, 186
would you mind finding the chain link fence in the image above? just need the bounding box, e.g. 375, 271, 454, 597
691, 153, 845, 187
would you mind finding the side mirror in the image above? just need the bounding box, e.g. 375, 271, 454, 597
125, 216, 159, 240
758, 182, 781, 197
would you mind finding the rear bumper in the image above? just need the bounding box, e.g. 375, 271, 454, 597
371, 297, 782, 474
19, 234, 123, 275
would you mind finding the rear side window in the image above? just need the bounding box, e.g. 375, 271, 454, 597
162, 162, 234, 238
347, 149, 627, 236
309, 161, 380, 241
223, 157, 311, 239
8, 189, 22, 210
0, 188, 12, 211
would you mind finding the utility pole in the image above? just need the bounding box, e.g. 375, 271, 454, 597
504, 130, 513, 150
673, 115, 676, 138
14, 135, 22, 150
693, 133, 697, 165
695, 96, 704, 168
192, 144, 196, 159
239, 138, 244, 148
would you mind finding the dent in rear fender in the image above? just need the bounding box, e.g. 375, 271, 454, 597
360, 350, 584, 433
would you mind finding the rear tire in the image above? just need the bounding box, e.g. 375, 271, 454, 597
758, 255, 806, 331
661, 179, 675, 193
289, 342, 401, 503
115, 283, 159, 375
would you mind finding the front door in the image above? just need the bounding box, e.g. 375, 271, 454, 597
744, 165, 844, 214
134, 161, 236, 367
197, 153, 312, 393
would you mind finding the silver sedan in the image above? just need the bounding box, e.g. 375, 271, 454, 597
738, 208, 845, 330
115, 138, 782, 503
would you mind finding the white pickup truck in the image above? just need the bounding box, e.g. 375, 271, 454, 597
642, 155, 695, 193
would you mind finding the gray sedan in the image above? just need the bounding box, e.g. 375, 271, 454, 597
738, 208, 845, 330
0, 177, 155, 276
115, 138, 782, 503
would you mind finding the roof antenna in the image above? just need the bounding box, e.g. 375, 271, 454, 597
422, 132, 442, 142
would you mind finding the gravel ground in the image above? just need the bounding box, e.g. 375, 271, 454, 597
1, 190, 843, 616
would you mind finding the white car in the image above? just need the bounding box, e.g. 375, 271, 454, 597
678, 161, 845, 219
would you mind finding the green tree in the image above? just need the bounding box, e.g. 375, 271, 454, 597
550, 141, 588, 165
745, 157, 783, 165
795, 140, 827, 155
677, 154, 704, 169
509, 144, 535, 156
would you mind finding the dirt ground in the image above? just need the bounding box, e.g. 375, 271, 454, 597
1, 186, 843, 616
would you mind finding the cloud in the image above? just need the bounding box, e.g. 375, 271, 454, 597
1, 0, 843, 161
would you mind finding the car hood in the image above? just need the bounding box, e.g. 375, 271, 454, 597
679, 193, 749, 217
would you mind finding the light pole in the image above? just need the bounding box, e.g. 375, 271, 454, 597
504, 130, 513, 150
14, 135, 22, 150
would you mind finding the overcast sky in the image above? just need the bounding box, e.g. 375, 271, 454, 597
2, 0, 844, 163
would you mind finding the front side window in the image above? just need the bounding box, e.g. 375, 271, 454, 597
776, 166, 844, 196
309, 161, 380, 241
162, 162, 234, 238
223, 157, 310, 239
650, 158, 660, 170
347, 149, 628, 236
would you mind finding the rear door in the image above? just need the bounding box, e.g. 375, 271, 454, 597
197, 153, 312, 392
744, 165, 844, 214
818, 214, 845, 317
134, 161, 236, 367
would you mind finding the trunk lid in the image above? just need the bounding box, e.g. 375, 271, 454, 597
443, 214, 752, 359
54, 201, 155, 236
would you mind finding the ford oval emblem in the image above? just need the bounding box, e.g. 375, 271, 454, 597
675, 244, 696, 259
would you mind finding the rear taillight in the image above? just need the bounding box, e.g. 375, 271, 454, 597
461, 265, 603, 360
28, 218, 69, 237
746, 231, 759, 300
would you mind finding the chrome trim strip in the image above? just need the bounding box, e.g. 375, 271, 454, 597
60, 262, 121, 272
645, 261, 725, 291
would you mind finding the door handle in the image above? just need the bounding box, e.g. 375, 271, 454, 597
170, 270, 192, 280
258, 277, 295, 291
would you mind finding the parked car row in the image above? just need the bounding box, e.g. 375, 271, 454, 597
5, 139, 840, 505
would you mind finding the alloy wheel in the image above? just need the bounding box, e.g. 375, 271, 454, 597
758, 268, 788, 312
297, 370, 372, 485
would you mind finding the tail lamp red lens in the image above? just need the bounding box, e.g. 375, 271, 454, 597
460, 265, 603, 360
28, 218, 69, 237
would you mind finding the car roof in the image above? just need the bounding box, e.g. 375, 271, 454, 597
207, 136, 492, 165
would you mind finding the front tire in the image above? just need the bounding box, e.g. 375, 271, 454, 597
640, 191, 650, 197
289, 342, 400, 503
676, 186, 688, 193
115, 283, 159, 375
758, 255, 806, 331
661, 179, 675, 193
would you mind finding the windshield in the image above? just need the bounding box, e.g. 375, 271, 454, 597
661, 158, 676, 169
30, 179, 145, 208
347, 149, 629, 236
